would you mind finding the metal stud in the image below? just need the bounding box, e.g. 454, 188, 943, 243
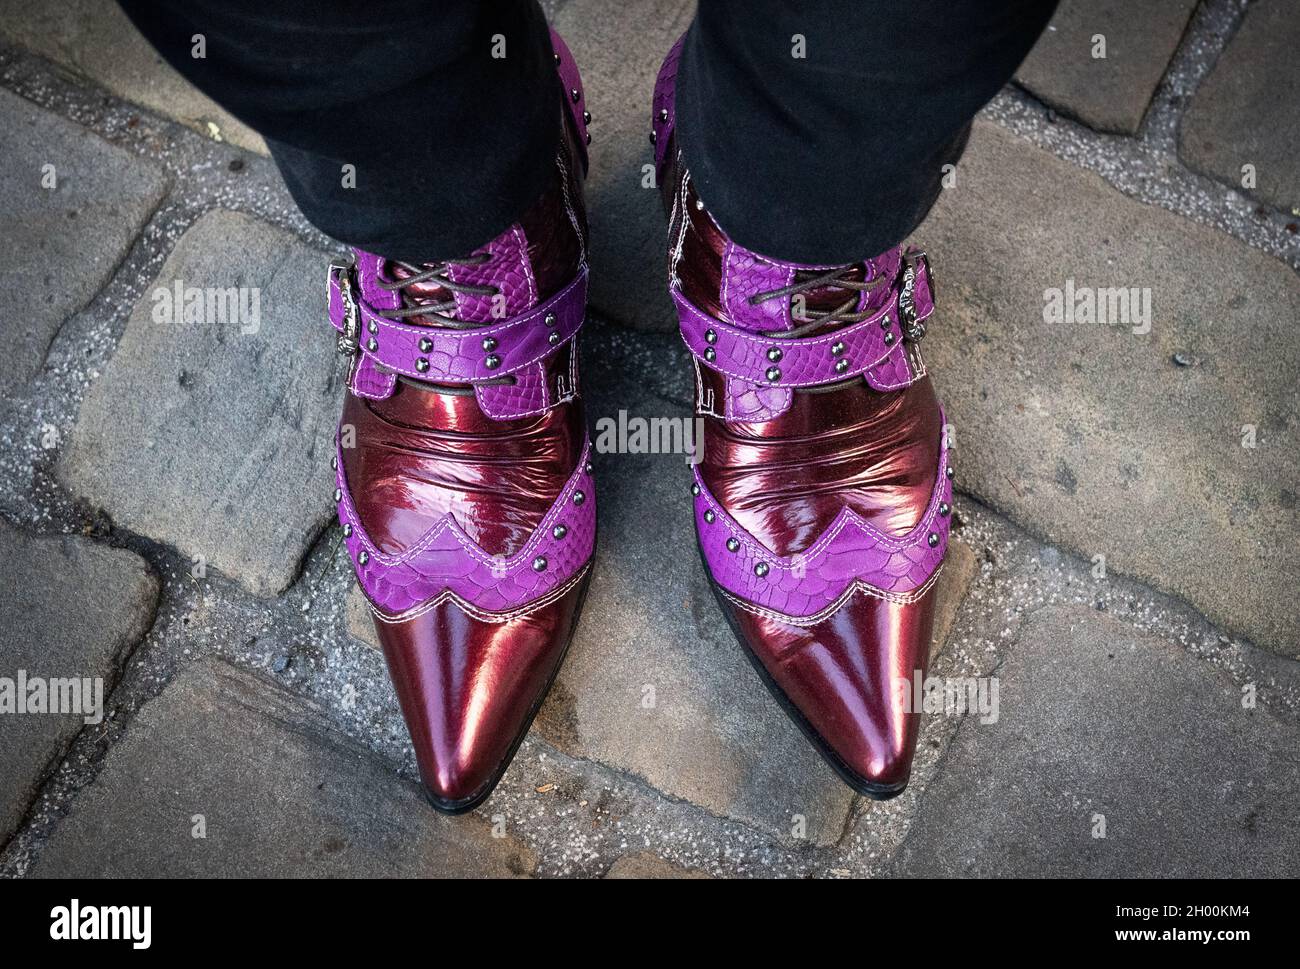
342, 523, 352, 537
835, 358, 850, 374
880, 314, 892, 330
366, 337, 378, 352
554, 53, 561, 65
691, 482, 701, 496
583, 110, 592, 125
704, 509, 716, 524
754, 562, 770, 578
415, 358, 430, 372
533, 555, 548, 572
884, 332, 896, 346
659, 108, 669, 123
704, 329, 717, 344
571, 88, 581, 103
419, 336, 433, 352
585, 461, 593, 474
553, 524, 568, 540
482, 336, 498, 352
946, 465, 955, 479
330, 455, 337, 470
726, 537, 740, 553
333, 488, 342, 502
585, 132, 591, 145
573, 490, 585, 506
939, 502, 951, 517
927, 533, 940, 548
695, 198, 705, 211
765, 366, 781, 383
367, 319, 378, 333
767, 347, 783, 363
649, 131, 657, 146
831, 341, 845, 357
548, 332, 560, 345
357, 550, 369, 565
704, 347, 716, 363
544, 312, 557, 327
484, 354, 501, 370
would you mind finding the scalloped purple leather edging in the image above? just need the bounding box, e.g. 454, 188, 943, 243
693, 414, 954, 624
336, 439, 597, 620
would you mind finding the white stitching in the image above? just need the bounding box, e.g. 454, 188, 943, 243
716, 561, 944, 627
368, 561, 593, 625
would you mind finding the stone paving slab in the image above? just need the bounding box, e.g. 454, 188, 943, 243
604, 851, 709, 879
1015, 0, 1197, 135
0, 0, 266, 154
893, 605, 1300, 877
58, 209, 345, 597
553, 0, 693, 333
0, 88, 167, 399
1180, 0, 1300, 214
0, 521, 159, 846
32, 659, 537, 877
917, 120, 1300, 657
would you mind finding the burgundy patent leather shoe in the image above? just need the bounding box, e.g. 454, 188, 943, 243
326, 31, 595, 813
652, 39, 951, 798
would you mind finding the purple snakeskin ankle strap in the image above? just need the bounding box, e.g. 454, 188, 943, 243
676, 249, 933, 393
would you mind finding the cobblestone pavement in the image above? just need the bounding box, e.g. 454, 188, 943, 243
1, 0, 1297, 878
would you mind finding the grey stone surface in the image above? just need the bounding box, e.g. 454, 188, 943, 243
553, 0, 693, 333
605, 851, 709, 879
58, 210, 346, 597
0, 0, 267, 154
1180, 0, 1300, 213
33, 659, 537, 877
0, 521, 159, 846
929, 540, 977, 662
533, 339, 980, 846
893, 605, 1300, 877
345, 582, 379, 650
0, 88, 167, 399
1016, 0, 1198, 134
917, 120, 1300, 656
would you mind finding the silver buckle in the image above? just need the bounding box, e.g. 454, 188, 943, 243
329, 255, 360, 357
898, 248, 933, 344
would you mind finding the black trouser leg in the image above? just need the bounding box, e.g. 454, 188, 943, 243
674, 0, 1058, 264
116, 0, 560, 263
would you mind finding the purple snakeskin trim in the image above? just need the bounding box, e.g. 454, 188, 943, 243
651, 34, 683, 172
551, 28, 589, 167
328, 262, 587, 386
676, 254, 932, 391
693, 412, 953, 623
337, 438, 597, 619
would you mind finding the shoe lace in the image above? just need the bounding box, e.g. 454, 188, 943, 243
748, 265, 888, 337
374, 254, 513, 391
748, 265, 891, 393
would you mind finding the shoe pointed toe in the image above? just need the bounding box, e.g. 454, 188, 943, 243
371, 574, 589, 813
714, 579, 936, 798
